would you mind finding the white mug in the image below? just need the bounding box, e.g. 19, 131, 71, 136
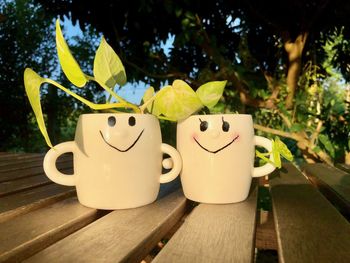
177, 114, 275, 203
44, 113, 182, 209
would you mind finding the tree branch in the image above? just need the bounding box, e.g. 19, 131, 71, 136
310, 120, 323, 147
284, 32, 309, 109
254, 124, 299, 140
124, 59, 188, 80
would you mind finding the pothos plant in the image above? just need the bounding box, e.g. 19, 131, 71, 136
24, 19, 225, 147
24, 19, 292, 168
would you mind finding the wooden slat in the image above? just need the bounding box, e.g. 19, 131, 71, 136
0, 184, 75, 223
269, 163, 350, 263
25, 190, 187, 263
336, 163, 350, 173
153, 183, 258, 263
0, 160, 72, 183
0, 197, 103, 262
0, 153, 42, 162
0, 168, 73, 197
302, 163, 350, 218
0, 154, 71, 173
0, 155, 45, 168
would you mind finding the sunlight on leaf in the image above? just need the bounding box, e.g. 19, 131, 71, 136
141, 86, 157, 114
274, 137, 293, 161
272, 140, 282, 168
256, 137, 293, 168
93, 36, 127, 88
154, 80, 203, 121
196, 80, 227, 108
255, 150, 275, 166
24, 68, 53, 147
56, 19, 87, 87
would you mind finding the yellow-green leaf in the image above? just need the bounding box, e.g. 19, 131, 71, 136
256, 150, 275, 166
23, 68, 53, 147
154, 80, 203, 121
275, 137, 293, 161
56, 19, 87, 87
93, 36, 126, 88
196, 80, 227, 108
141, 86, 157, 114
272, 140, 282, 168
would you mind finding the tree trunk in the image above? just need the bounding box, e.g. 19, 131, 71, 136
283, 32, 308, 109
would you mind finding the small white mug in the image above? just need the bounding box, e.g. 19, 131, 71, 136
44, 113, 182, 209
177, 114, 275, 203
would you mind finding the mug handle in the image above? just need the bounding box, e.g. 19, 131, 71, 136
252, 136, 276, 177
159, 143, 182, 183
43, 141, 77, 186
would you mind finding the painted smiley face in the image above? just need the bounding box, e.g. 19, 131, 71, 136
193, 117, 239, 154
99, 116, 145, 152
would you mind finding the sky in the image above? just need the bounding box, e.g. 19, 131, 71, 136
62, 17, 174, 105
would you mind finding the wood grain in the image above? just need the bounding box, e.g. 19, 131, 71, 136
302, 163, 350, 218
153, 183, 258, 263
0, 160, 73, 183
25, 190, 187, 263
0, 184, 75, 223
0, 154, 71, 173
0, 168, 73, 197
0, 155, 45, 168
0, 197, 102, 262
270, 163, 350, 263
0, 153, 42, 162
335, 163, 350, 173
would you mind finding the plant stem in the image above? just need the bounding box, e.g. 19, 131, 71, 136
157, 115, 176, 122
85, 75, 140, 113
45, 79, 139, 112
139, 95, 156, 113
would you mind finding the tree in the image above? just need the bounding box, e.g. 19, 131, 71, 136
34, 0, 350, 164
0, 0, 103, 152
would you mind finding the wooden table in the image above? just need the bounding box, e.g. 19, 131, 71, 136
1, 153, 350, 263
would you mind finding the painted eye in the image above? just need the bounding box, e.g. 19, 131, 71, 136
200, 121, 208, 132
108, 116, 116, 127
222, 121, 230, 132
128, 116, 136, 126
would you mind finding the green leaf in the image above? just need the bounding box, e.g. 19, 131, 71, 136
271, 140, 282, 168
153, 80, 203, 121
56, 19, 87, 87
24, 68, 53, 147
24, 69, 131, 148
142, 86, 157, 114
256, 150, 275, 166
312, 146, 322, 153
196, 80, 226, 108
93, 36, 127, 88
290, 123, 304, 132
318, 134, 335, 158
274, 137, 293, 161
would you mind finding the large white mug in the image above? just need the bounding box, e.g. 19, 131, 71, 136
177, 114, 275, 203
44, 113, 182, 209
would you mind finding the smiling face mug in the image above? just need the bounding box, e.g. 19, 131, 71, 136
177, 114, 275, 204
44, 113, 182, 209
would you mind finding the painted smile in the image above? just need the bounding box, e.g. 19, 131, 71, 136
99, 129, 145, 152
194, 135, 239, 154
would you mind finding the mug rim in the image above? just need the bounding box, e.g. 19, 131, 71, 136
189, 113, 251, 117
79, 113, 157, 119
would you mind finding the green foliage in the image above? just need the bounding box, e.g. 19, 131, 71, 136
93, 36, 127, 88
25, 19, 228, 146
256, 137, 293, 168
55, 19, 87, 87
